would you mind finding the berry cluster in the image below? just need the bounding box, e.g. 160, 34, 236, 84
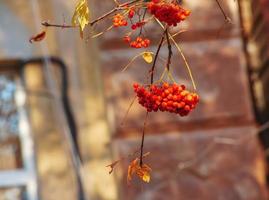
133, 82, 199, 116
113, 14, 128, 27
147, 0, 190, 26
124, 36, 150, 48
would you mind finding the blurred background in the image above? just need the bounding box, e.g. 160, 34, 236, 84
0, 0, 269, 199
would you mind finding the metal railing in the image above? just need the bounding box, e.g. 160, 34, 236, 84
0, 57, 86, 200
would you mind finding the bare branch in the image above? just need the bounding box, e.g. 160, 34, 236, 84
165, 29, 173, 71
42, 0, 142, 28
139, 111, 149, 166
155, 18, 197, 90
215, 0, 232, 23
150, 28, 167, 84
42, 21, 77, 28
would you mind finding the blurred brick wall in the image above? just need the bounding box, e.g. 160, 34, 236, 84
91, 0, 267, 199
113, 127, 267, 200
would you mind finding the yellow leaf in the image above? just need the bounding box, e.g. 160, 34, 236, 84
142, 173, 150, 183
127, 157, 152, 184
72, 0, 90, 38
142, 52, 153, 63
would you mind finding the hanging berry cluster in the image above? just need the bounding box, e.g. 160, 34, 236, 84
133, 83, 199, 116
147, 0, 191, 26
38, 0, 222, 184
113, 14, 128, 27
124, 36, 150, 48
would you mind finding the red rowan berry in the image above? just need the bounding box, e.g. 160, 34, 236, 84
131, 24, 137, 30
136, 37, 142, 42
133, 83, 139, 89
128, 9, 135, 18
123, 36, 131, 43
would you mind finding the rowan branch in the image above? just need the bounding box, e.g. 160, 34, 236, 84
155, 18, 197, 90
150, 28, 167, 84
42, 0, 142, 29
139, 111, 149, 166
215, 0, 231, 23
41, 21, 76, 28
113, 0, 120, 6
165, 29, 172, 71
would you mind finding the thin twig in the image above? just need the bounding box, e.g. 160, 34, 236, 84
106, 149, 140, 174
41, 21, 77, 28
139, 8, 148, 35
90, 25, 114, 39
113, 0, 120, 6
215, 0, 231, 23
178, 136, 240, 171
42, 0, 142, 28
150, 29, 167, 84
169, 35, 197, 90
178, 141, 216, 170
139, 111, 149, 166
259, 120, 269, 133
165, 29, 173, 71
121, 96, 137, 126
122, 51, 154, 72
155, 18, 197, 90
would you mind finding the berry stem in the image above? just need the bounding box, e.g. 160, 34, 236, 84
150, 28, 167, 84
165, 29, 173, 72
121, 95, 137, 125
155, 18, 197, 90
139, 111, 149, 166
169, 34, 197, 90
139, 8, 148, 35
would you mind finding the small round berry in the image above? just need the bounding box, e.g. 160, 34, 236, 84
131, 24, 137, 30
128, 9, 135, 18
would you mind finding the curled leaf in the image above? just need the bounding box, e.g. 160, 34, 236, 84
142, 52, 153, 63
29, 31, 46, 43
72, 0, 90, 38
106, 160, 119, 174
127, 158, 152, 184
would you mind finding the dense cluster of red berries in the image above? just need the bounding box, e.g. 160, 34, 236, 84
124, 36, 150, 48
147, 0, 191, 26
133, 82, 199, 116
113, 14, 128, 27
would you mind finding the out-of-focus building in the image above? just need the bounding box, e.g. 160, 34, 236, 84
0, 0, 116, 199
0, 0, 268, 200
